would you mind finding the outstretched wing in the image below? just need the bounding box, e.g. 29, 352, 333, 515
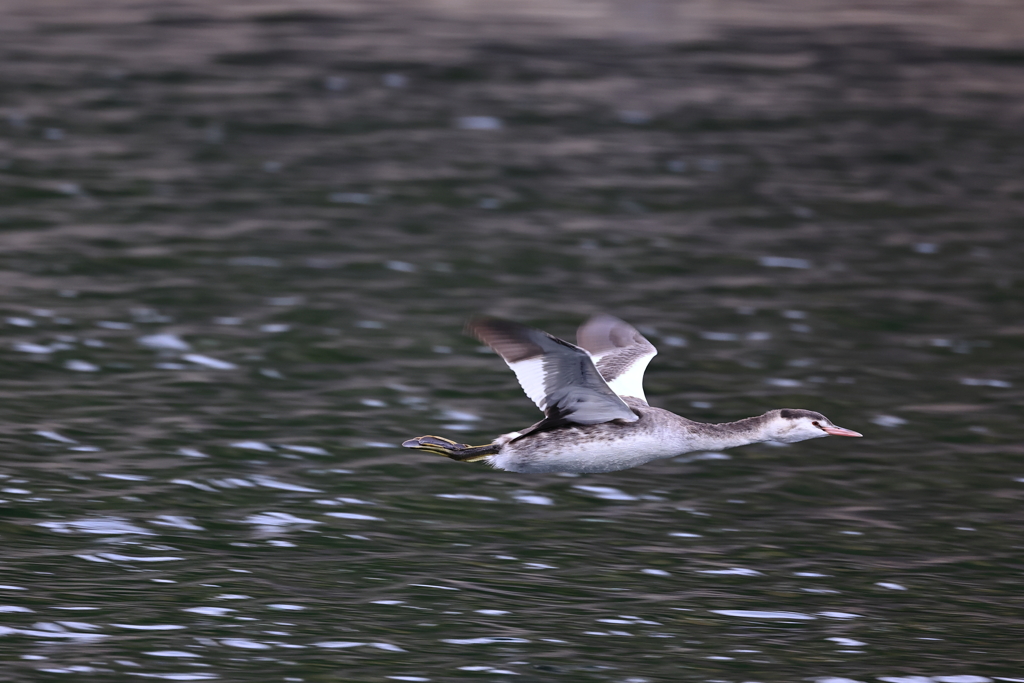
575, 314, 657, 403
466, 317, 639, 426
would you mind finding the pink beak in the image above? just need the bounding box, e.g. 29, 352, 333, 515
822, 425, 862, 437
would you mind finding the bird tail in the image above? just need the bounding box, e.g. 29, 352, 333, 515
401, 435, 498, 462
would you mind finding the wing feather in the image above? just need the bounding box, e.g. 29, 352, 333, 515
466, 317, 638, 426
575, 314, 657, 403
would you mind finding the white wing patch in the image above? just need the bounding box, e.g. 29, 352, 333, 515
604, 352, 655, 402
576, 314, 659, 404
467, 317, 638, 426
506, 356, 549, 412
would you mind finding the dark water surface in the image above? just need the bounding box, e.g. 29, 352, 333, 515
2, 2, 1024, 681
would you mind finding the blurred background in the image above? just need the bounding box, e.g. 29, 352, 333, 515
1, 1, 1023, 681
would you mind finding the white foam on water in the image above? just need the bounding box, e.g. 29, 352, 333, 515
111, 624, 186, 630
437, 494, 497, 501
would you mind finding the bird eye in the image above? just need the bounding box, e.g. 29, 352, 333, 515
812, 421, 821, 427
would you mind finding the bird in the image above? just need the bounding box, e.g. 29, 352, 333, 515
403, 314, 861, 474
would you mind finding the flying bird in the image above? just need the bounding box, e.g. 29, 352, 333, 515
403, 315, 861, 473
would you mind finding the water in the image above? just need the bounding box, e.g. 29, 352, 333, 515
2, 2, 1024, 681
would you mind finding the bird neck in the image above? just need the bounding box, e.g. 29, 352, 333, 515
678, 413, 775, 451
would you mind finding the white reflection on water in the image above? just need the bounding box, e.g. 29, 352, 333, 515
711, 610, 815, 620
0, 624, 106, 639
437, 493, 497, 501
441, 637, 529, 644
138, 334, 191, 351
511, 491, 553, 505
151, 516, 205, 531
698, 568, 763, 576
185, 607, 234, 616
244, 512, 319, 528
230, 441, 274, 452
38, 517, 152, 535
101, 473, 151, 481
280, 445, 329, 455
325, 512, 383, 521
250, 475, 320, 493
183, 354, 237, 370
34, 430, 78, 443
573, 485, 636, 501
315, 641, 405, 651
93, 553, 184, 562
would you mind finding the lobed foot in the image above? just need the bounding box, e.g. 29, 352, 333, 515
402, 435, 498, 462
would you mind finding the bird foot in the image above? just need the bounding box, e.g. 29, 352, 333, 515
402, 435, 497, 462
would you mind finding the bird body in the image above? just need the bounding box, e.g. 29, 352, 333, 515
403, 314, 861, 473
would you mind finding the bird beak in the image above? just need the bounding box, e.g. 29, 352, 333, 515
822, 425, 862, 437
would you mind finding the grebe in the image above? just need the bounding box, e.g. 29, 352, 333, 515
403, 315, 861, 474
